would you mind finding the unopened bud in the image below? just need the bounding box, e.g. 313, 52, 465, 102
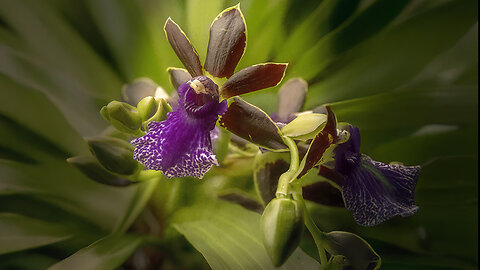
86, 136, 139, 175
136, 96, 157, 121
67, 155, 133, 186
146, 98, 172, 124
260, 197, 304, 267
102, 101, 142, 135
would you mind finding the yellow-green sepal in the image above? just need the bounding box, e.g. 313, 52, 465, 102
281, 112, 327, 141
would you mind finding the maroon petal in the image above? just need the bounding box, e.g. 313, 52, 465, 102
297, 106, 337, 179
167, 67, 193, 90
204, 5, 246, 78
276, 78, 308, 123
219, 97, 287, 150
164, 18, 203, 77
221, 63, 288, 99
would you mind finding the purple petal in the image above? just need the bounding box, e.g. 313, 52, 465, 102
335, 125, 361, 175
335, 125, 421, 226
131, 76, 226, 179
341, 154, 420, 226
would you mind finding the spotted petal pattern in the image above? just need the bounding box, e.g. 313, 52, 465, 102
335, 126, 421, 226
132, 77, 227, 179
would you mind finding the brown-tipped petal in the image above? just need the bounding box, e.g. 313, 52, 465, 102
277, 78, 308, 122
164, 18, 203, 77
204, 5, 246, 78
167, 67, 193, 90
221, 63, 288, 99
297, 106, 337, 179
219, 97, 287, 150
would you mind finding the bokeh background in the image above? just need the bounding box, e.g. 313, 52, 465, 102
0, 0, 477, 269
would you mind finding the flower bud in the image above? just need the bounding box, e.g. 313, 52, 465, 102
260, 197, 304, 267
136, 96, 157, 120
280, 112, 327, 140
67, 155, 133, 186
101, 101, 142, 135
86, 136, 139, 175
146, 98, 172, 124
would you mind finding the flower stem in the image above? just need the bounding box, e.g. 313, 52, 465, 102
275, 136, 299, 197
216, 127, 231, 163
293, 192, 328, 268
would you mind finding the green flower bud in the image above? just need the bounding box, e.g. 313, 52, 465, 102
146, 98, 172, 124
260, 197, 304, 267
136, 96, 157, 120
102, 101, 142, 135
281, 112, 327, 141
86, 136, 139, 175
66, 155, 133, 186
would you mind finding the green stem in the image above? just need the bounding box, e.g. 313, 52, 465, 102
275, 136, 300, 197
216, 127, 231, 163
293, 192, 328, 269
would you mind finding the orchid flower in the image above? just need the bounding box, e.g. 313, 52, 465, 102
131, 4, 287, 178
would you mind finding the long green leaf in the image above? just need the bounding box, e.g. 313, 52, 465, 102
304, 0, 477, 106
48, 234, 146, 270
172, 200, 321, 270
0, 213, 71, 255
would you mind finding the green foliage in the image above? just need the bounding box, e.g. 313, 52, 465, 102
172, 200, 320, 270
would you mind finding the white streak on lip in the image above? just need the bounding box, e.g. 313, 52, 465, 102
189, 79, 208, 94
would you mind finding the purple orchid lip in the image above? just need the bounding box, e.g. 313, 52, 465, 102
131, 76, 227, 179
335, 125, 421, 226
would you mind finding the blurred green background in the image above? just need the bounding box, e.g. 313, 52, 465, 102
0, 0, 477, 269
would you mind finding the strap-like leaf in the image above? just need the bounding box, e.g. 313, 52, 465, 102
219, 97, 287, 150
172, 200, 321, 270
221, 63, 287, 99
204, 4, 246, 78
48, 234, 146, 270
164, 18, 203, 77
0, 213, 71, 255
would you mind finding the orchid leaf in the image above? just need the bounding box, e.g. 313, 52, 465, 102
172, 200, 321, 270
291, 0, 410, 80
0, 213, 71, 255
48, 234, 146, 270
